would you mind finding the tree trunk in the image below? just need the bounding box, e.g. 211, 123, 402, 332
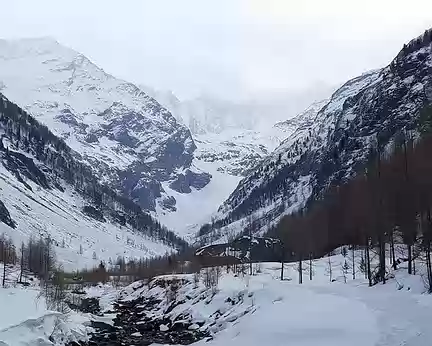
352, 245, 356, 280
379, 234, 386, 284
280, 247, 284, 281
2, 247, 6, 288
403, 135, 413, 277
390, 229, 397, 270
407, 243, 412, 275
376, 144, 385, 285
298, 256, 303, 284
309, 253, 313, 281
426, 210, 432, 291
426, 244, 432, 293
249, 232, 253, 276
28, 243, 32, 273
413, 255, 416, 275
363, 247, 367, 279
19, 243, 24, 283
365, 237, 372, 287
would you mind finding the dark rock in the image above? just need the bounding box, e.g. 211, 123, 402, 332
169, 170, 211, 194
110, 129, 139, 148
196, 236, 282, 263
2, 150, 50, 189
110, 210, 126, 226
0, 199, 16, 229
119, 171, 163, 211
84, 133, 99, 143
83, 206, 106, 222
159, 195, 177, 211
68, 297, 101, 314
55, 109, 79, 127
91, 321, 116, 333
73, 291, 210, 346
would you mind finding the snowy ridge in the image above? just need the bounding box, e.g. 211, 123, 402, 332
0, 38, 207, 214
273, 99, 329, 134
152, 116, 287, 236
193, 126, 284, 176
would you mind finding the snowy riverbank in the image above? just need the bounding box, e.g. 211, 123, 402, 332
2, 250, 432, 345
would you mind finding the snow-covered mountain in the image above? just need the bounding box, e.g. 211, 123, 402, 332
0, 38, 210, 215
142, 86, 334, 175
143, 85, 334, 134
141, 82, 333, 235
197, 29, 432, 244
0, 92, 186, 271
0, 37, 334, 238
273, 99, 330, 133
141, 88, 333, 234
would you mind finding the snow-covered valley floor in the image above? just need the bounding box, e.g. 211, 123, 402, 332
86, 251, 432, 346
191, 261, 431, 346
2, 252, 432, 345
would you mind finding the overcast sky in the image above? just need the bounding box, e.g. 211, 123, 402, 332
1, 0, 432, 100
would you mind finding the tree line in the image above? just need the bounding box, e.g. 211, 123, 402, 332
1, 234, 56, 287
271, 106, 432, 290
0, 93, 187, 250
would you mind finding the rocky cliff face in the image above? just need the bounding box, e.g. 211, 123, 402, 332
199, 29, 432, 244
0, 38, 209, 213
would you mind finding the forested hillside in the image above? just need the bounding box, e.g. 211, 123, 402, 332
0, 92, 187, 269
198, 28, 432, 245
272, 105, 432, 288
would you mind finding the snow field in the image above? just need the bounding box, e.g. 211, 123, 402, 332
2, 248, 432, 345
120, 249, 432, 346
0, 162, 173, 272
0, 265, 90, 346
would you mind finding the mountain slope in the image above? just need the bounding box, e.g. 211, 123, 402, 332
141, 89, 333, 235
273, 99, 329, 134
0, 92, 187, 270
143, 88, 334, 177
199, 29, 432, 243
0, 38, 209, 214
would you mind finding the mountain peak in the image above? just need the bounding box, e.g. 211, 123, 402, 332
0, 39, 207, 218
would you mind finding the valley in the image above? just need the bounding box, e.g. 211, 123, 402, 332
0, 37, 332, 238
0, 9, 432, 346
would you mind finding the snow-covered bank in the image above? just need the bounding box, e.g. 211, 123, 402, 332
107, 251, 432, 346
4, 249, 432, 345
0, 312, 88, 346
0, 265, 90, 346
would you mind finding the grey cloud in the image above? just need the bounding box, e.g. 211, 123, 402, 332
0, 0, 431, 99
